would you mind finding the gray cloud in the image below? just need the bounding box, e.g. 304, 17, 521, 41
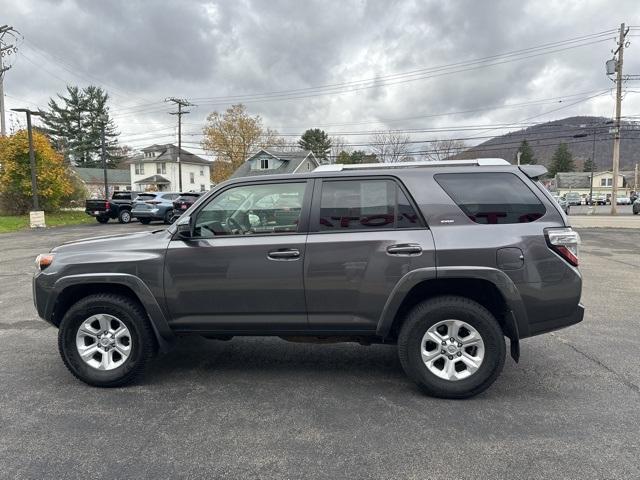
2, 0, 639, 153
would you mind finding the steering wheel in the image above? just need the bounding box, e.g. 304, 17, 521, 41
226, 216, 245, 234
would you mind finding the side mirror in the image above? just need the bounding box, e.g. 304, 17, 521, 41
176, 215, 193, 239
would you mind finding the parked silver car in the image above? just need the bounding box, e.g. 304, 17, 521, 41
131, 192, 180, 224
551, 194, 570, 214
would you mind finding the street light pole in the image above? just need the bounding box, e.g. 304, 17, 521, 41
11, 108, 41, 211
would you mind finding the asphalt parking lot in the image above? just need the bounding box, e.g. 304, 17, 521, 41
1, 222, 639, 479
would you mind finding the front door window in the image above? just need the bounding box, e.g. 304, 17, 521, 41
194, 182, 306, 238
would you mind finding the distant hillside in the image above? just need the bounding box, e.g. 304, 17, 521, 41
457, 116, 640, 171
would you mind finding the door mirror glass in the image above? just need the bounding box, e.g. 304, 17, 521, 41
176, 215, 192, 238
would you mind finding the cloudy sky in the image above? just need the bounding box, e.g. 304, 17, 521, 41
2, 0, 640, 158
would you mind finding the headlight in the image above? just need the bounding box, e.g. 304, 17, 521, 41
35, 253, 55, 271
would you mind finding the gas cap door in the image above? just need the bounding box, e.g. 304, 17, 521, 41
497, 247, 524, 270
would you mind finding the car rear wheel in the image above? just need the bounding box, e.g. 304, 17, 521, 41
96, 216, 109, 224
58, 294, 155, 387
398, 295, 505, 399
139, 218, 151, 225
163, 210, 173, 224
118, 209, 132, 224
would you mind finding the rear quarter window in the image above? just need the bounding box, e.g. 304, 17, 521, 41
435, 172, 546, 224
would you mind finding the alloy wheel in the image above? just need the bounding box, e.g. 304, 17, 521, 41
420, 319, 485, 381
75, 314, 132, 370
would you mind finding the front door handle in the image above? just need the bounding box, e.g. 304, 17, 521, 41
386, 244, 422, 256
268, 248, 301, 260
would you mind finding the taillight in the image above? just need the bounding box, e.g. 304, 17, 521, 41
105, 201, 110, 210
545, 227, 580, 266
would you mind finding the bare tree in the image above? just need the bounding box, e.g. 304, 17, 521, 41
371, 130, 412, 163
422, 138, 468, 161
329, 136, 349, 164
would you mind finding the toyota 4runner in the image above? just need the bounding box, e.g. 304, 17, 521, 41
33, 159, 583, 398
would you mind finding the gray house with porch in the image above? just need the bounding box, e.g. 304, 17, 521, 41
230, 149, 319, 179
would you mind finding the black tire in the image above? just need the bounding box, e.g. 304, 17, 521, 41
58, 294, 156, 387
163, 210, 173, 225
139, 218, 151, 225
634, 209, 639, 215
118, 209, 132, 224
96, 216, 109, 224
398, 295, 505, 399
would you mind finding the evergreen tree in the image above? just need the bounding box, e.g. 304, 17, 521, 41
516, 139, 536, 164
299, 128, 331, 162
338, 150, 378, 164
583, 157, 595, 172
42, 85, 119, 167
548, 143, 575, 177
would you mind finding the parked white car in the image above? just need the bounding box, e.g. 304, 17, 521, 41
616, 197, 631, 205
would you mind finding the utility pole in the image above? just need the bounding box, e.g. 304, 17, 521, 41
11, 108, 42, 214
165, 97, 194, 191
610, 23, 629, 215
100, 116, 108, 199
0, 25, 21, 136
589, 128, 596, 205
0, 46, 5, 136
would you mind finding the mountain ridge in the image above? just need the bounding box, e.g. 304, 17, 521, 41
456, 116, 640, 170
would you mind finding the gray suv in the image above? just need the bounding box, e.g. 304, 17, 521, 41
32, 159, 583, 398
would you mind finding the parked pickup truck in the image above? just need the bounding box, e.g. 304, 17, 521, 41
85, 191, 142, 224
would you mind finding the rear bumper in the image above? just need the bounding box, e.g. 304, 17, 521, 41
528, 303, 585, 336
85, 210, 110, 218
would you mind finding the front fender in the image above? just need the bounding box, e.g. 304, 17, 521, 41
49, 273, 175, 352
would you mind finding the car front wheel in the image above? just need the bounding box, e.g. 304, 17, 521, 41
58, 294, 156, 387
118, 210, 132, 224
398, 295, 505, 399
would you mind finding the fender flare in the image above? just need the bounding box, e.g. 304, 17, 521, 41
49, 273, 175, 353
376, 266, 529, 361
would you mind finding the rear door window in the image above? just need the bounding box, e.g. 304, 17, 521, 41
316, 179, 422, 231
435, 172, 546, 224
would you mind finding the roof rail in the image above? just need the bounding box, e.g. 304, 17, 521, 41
314, 158, 510, 172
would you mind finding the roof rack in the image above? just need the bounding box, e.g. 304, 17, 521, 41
314, 158, 510, 172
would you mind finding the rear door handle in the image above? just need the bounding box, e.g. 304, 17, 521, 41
386, 244, 422, 256
268, 248, 301, 260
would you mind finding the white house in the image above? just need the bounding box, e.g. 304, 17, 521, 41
554, 170, 637, 199
126, 144, 212, 192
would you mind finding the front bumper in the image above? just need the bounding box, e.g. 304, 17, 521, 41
32, 272, 56, 326
132, 210, 162, 220
528, 303, 585, 336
